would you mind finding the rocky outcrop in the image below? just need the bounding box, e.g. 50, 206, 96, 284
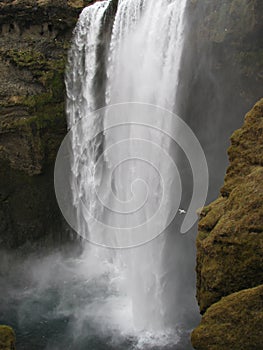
0, 0, 84, 175
191, 285, 263, 350
0, 0, 84, 247
0, 0, 118, 248
0, 325, 15, 350
192, 98, 263, 349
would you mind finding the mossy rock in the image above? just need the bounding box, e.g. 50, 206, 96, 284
4, 48, 66, 103
0, 160, 67, 248
0, 41, 67, 175
0, 0, 74, 246
0, 326, 15, 350
0, 0, 118, 248
222, 98, 263, 195
191, 285, 263, 350
196, 99, 263, 313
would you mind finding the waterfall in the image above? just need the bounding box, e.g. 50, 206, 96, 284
65, 1, 109, 232
106, 0, 187, 109
63, 0, 197, 346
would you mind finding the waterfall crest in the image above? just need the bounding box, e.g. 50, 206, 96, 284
107, 0, 187, 109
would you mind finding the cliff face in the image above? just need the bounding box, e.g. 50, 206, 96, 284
181, 0, 263, 202
192, 285, 263, 350
0, 0, 118, 248
0, 0, 148, 250
0, 0, 84, 247
193, 0, 262, 79
186, 0, 263, 108
0, 0, 85, 174
192, 99, 263, 349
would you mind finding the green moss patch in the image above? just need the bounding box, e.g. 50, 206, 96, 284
192, 285, 263, 350
196, 99, 263, 313
5, 49, 66, 103
0, 325, 15, 350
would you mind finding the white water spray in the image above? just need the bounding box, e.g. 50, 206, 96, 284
64, 0, 200, 345
106, 0, 187, 109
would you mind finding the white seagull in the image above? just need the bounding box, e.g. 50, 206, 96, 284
178, 209, 186, 214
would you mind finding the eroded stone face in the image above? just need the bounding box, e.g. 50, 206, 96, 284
0, 0, 82, 247
191, 285, 263, 350
192, 99, 263, 349
0, 0, 81, 174
195, 99, 263, 314
0, 0, 117, 248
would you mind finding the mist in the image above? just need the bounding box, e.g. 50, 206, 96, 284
0, 242, 196, 349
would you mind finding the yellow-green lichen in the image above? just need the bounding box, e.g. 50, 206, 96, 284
0, 325, 15, 350
196, 99, 263, 313
192, 285, 263, 350
5, 49, 66, 100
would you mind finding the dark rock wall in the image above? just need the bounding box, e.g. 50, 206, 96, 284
0, 0, 119, 249
0, 0, 84, 248
180, 0, 263, 201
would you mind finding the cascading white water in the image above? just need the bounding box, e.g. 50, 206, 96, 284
66, 1, 109, 231
65, 0, 192, 344
106, 0, 187, 109
66, 1, 109, 125
104, 0, 188, 332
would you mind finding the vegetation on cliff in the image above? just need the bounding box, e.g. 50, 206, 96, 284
196, 99, 263, 313
0, 0, 83, 247
0, 0, 119, 248
192, 99, 263, 349
0, 325, 15, 350
0, 2, 76, 175
192, 285, 263, 350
